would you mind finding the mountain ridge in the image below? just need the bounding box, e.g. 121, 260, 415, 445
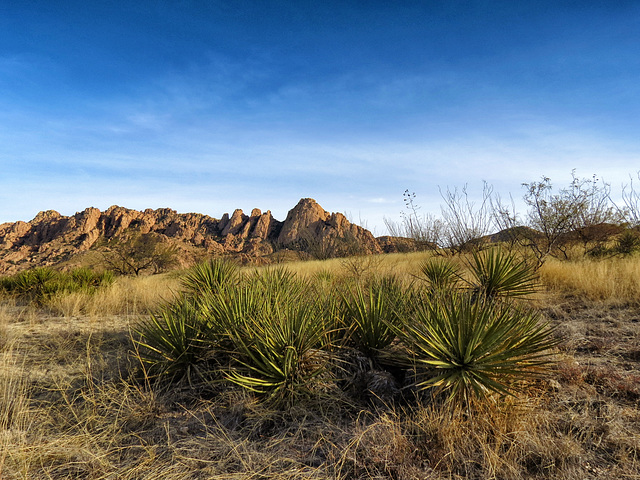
0, 198, 400, 274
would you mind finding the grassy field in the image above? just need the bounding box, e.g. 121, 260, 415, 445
1, 251, 639, 479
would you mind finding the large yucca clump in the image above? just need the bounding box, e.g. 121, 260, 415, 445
135, 297, 216, 385
400, 295, 557, 408
211, 268, 329, 405
135, 265, 331, 405
401, 249, 554, 408
135, 258, 240, 385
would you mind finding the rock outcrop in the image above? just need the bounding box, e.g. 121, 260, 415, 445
0, 198, 386, 274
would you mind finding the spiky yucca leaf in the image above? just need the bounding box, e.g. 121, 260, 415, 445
419, 258, 462, 292
247, 265, 303, 298
341, 276, 405, 357
468, 248, 538, 300
186, 267, 329, 405
222, 289, 328, 404
181, 258, 239, 296
135, 298, 214, 384
401, 294, 558, 407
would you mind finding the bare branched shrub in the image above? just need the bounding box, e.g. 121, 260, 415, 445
620, 171, 640, 227
490, 192, 522, 251
386, 185, 494, 255
519, 172, 620, 267
439, 182, 494, 254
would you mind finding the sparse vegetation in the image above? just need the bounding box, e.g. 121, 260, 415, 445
1, 251, 640, 478
3, 172, 640, 478
0, 267, 114, 305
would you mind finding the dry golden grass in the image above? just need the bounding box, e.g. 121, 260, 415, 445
539, 256, 640, 304
273, 250, 439, 283
1, 252, 640, 478
47, 273, 181, 317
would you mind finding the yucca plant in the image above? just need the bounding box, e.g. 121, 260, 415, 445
467, 248, 538, 301
14, 267, 57, 298
247, 265, 304, 298
185, 268, 329, 405
222, 286, 329, 405
419, 258, 462, 293
181, 258, 239, 297
400, 293, 558, 408
70, 268, 114, 290
135, 297, 215, 385
341, 276, 405, 358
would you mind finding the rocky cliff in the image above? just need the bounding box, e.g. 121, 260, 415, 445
0, 198, 387, 274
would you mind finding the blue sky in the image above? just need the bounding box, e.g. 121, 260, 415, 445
1, 1, 639, 233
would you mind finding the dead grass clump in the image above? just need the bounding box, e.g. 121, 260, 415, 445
337, 412, 418, 479
410, 396, 587, 479
0, 347, 32, 478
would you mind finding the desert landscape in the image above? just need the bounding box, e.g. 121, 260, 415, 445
1, 188, 640, 479
3, 3, 640, 478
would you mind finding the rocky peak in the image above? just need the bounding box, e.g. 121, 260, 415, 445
277, 198, 330, 245
32, 210, 62, 223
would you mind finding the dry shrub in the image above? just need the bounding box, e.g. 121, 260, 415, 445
409, 395, 583, 479
0, 348, 32, 478
583, 364, 640, 401
337, 412, 418, 479
0, 304, 11, 351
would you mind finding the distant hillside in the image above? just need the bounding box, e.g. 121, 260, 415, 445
0, 198, 411, 274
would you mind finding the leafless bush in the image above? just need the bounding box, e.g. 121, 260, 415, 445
620, 171, 640, 227
439, 182, 494, 254
386, 185, 494, 255
520, 172, 620, 267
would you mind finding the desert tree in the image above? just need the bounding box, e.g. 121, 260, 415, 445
102, 232, 178, 276
518, 171, 621, 266
567, 173, 621, 254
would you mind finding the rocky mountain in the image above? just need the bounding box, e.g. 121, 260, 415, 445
0, 198, 398, 274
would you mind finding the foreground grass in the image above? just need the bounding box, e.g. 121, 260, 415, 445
1, 253, 640, 478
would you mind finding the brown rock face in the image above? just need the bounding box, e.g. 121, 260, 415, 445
278, 198, 330, 245
0, 199, 386, 274
278, 199, 382, 255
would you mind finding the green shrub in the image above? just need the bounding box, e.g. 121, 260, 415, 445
223, 292, 328, 405
615, 230, 640, 256
137, 266, 331, 405
419, 258, 461, 293
135, 297, 216, 385
0, 267, 113, 304
181, 258, 239, 296
212, 269, 329, 405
